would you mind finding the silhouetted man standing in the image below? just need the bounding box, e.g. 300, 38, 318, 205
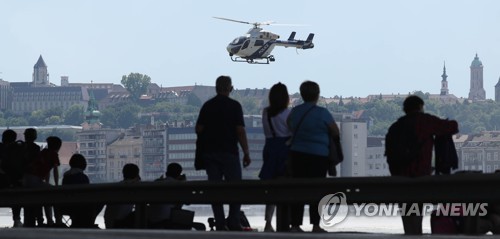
385, 95, 458, 235
196, 75, 251, 231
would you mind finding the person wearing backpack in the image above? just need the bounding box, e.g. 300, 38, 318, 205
34, 136, 63, 225
22, 128, 44, 227
385, 95, 458, 235
0, 129, 24, 227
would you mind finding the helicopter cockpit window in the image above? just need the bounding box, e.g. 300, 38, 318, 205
230, 37, 246, 45
241, 40, 250, 50
254, 40, 264, 46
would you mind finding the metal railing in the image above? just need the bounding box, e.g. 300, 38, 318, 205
1, 173, 499, 230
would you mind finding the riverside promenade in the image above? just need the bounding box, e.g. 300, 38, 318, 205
0, 228, 498, 239
1, 174, 500, 237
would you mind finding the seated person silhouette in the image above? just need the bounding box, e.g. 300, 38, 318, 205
62, 154, 103, 228
104, 163, 141, 229
148, 163, 205, 230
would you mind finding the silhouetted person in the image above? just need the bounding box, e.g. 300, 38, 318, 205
36, 136, 63, 225
0, 129, 23, 227
287, 81, 340, 233
149, 163, 193, 229
104, 163, 140, 229
196, 75, 251, 231
259, 82, 292, 232
22, 128, 45, 227
62, 153, 102, 228
385, 95, 458, 235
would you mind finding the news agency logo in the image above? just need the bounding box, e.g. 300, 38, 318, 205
318, 192, 349, 227
318, 192, 488, 228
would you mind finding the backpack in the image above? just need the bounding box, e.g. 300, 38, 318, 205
0, 140, 27, 186
385, 115, 420, 175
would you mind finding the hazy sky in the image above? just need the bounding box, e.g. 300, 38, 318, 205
1, 0, 499, 99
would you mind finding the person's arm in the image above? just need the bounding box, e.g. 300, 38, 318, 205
195, 124, 204, 134
236, 126, 251, 167
328, 122, 340, 141
53, 165, 59, 186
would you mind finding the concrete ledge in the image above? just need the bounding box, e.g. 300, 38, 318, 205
0, 228, 496, 239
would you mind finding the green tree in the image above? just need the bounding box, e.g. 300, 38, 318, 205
44, 107, 64, 118
100, 107, 118, 128
121, 73, 151, 100
101, 102, 141, 128
28, 110, 45, 126
186, 93, 202, 107
64, 105, 85, 125
45, 115, 62, 125
6, 117, 28, 126
116, 104, 141, 128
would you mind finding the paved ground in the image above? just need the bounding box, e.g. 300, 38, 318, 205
0, 228, 496, 239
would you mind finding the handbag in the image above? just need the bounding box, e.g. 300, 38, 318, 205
194, 134, 205, 170
328, 137, 343, 176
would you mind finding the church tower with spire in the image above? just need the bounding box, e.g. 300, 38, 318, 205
82, 84, 102, 130
468, 54, 486, 101
440, 62, 449, 96
32, 55, 50, 86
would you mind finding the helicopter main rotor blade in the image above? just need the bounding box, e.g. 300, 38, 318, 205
213, 17, 252, 25
269, 23, 309, 27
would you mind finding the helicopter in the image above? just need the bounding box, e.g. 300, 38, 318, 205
214, 17, 314, 64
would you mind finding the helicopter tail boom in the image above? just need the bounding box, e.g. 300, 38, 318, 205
276, 32, 315, 49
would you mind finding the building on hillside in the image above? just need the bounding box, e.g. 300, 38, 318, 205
9, 55, 91, 114
165, 116, 265, 181
77, 98, 121, 183
142, 125, 167, 181
457, 131, 500, 173
32, 55, 50, 87
11, 85, 89, 114
58, 142, 78, 183
440, 62, 449, 96
468, 54, 486, 101
0, 79, 12, 111
244, 127, 265, 179
339, 120, 367, 177
76, 129, 122, 183
365, 136, 390, 176
155, 85, 216, 105
165, 127, 202, 180
106, 135, 143, 182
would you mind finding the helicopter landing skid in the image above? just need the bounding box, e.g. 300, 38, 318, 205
230, 55, 275, 64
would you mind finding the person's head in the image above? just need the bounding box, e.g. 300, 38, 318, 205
46, 136, 62, 152
403, 95, 424, 114
166, 162, 183, 179
300, 80, 320, 103
2, 130, 17, 144
24, 128, 37, 143
215, 75, 233, 95
267, 82, 290, 117
69, 154, 87, 170
123, 163, 140, 180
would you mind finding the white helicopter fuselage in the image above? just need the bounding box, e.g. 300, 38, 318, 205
227, 36, 277, 59
226, 28, 278, 59
225, 27, 314, 63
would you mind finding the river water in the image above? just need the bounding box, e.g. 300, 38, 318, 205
0, 206, 431, 233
